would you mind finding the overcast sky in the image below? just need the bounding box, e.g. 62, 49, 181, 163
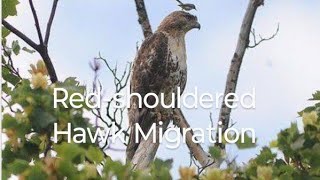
5, 0, 320, 177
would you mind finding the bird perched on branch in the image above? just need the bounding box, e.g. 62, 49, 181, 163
126, 11, 200, 162
176, 0, 197, 11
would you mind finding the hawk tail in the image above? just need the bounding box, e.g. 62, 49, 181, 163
126, 124, 138, 162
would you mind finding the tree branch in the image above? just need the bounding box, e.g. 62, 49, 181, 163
29, 0, 44, 45
2, 20, 39, 51
134, 0, 153, 38
215, 0, 264, 153
248, 23, 279, 48
92, 55, 131, 149
131, 120, 170, 169
174, 109, 218, 169
2, 1, 59, 83
39, 50, 58, 83
44, 0, 59, 45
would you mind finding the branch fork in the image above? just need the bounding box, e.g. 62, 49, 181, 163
2, 0, 59, 83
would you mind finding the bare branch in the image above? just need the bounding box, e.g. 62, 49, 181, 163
29, 0, 44, 45
174, 109, 218, 169
131, 120, 170, 169
2, 45, 22, 79
90, 55, 131, 150
215, 0, 265, 159
134, 0, 153, 38
2, 20, 39, 51
45, 0, 59, 45
248, 23, 279, 48
2, 96, 16, 113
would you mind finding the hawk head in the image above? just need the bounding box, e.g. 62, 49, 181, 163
157, 11, 200, 35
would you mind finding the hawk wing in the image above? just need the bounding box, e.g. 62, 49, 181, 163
126, 32, 169, 161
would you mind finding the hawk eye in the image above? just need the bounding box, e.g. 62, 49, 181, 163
186, 15, 196, 21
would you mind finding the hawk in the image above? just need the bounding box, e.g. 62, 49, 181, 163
126, 11, 200, 161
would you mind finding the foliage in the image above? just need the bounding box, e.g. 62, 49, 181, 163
2, 0, 19, 19
1, 58, 172, 179
2, 62, 319, 179
2, 0, 320, 179
203, 92, 320, 180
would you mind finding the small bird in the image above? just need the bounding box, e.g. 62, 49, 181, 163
176, 0, 197, 11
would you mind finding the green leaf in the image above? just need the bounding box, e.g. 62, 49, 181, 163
235, 132, 257, 149
2, 65, 20, 86
269, 140, 278, 148
310, 91, 320, 101
83, 164, 98, 179
255, 147, 276, 165
29, 107, 57, 132
153, 158, 173, 170
2, 27, 10, 38
86, 146, 104, 163
22, 47, 36, 54
27, 164, 48, 180
2, 82, 12, 95
8, 159, 29, 174
290, 136, 305, 150
209, 146, 222, 159
2, 114, 18, 129
57, 159, 78, 178
12, 40, 20, 55
1, 169, 10, 180
151, 158, 172, 180
55, 142, 84, 161
2, 0, 19, 18
299, 106, 316, 116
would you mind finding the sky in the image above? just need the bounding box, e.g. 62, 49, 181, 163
4, 0, 320, 177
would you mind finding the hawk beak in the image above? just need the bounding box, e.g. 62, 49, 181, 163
194, 22, 201, 30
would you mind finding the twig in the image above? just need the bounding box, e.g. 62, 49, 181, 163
29, 0, 44, 45
2, 97, 16, 113
106, 146, 126, 152
225, 155, 238, 168
90, 55, 131, 149
248, 23, 279, 48
45, 0, 59, 45
2, 46, 22, 79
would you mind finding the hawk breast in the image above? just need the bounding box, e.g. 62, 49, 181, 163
165, 34, 188, 97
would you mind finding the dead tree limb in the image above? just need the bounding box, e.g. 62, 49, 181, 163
131, 120, 170, 169
174, 109, 218, 169
215, 0, 265, 152
134, 0, 153, 38
2, 0, 59, 83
